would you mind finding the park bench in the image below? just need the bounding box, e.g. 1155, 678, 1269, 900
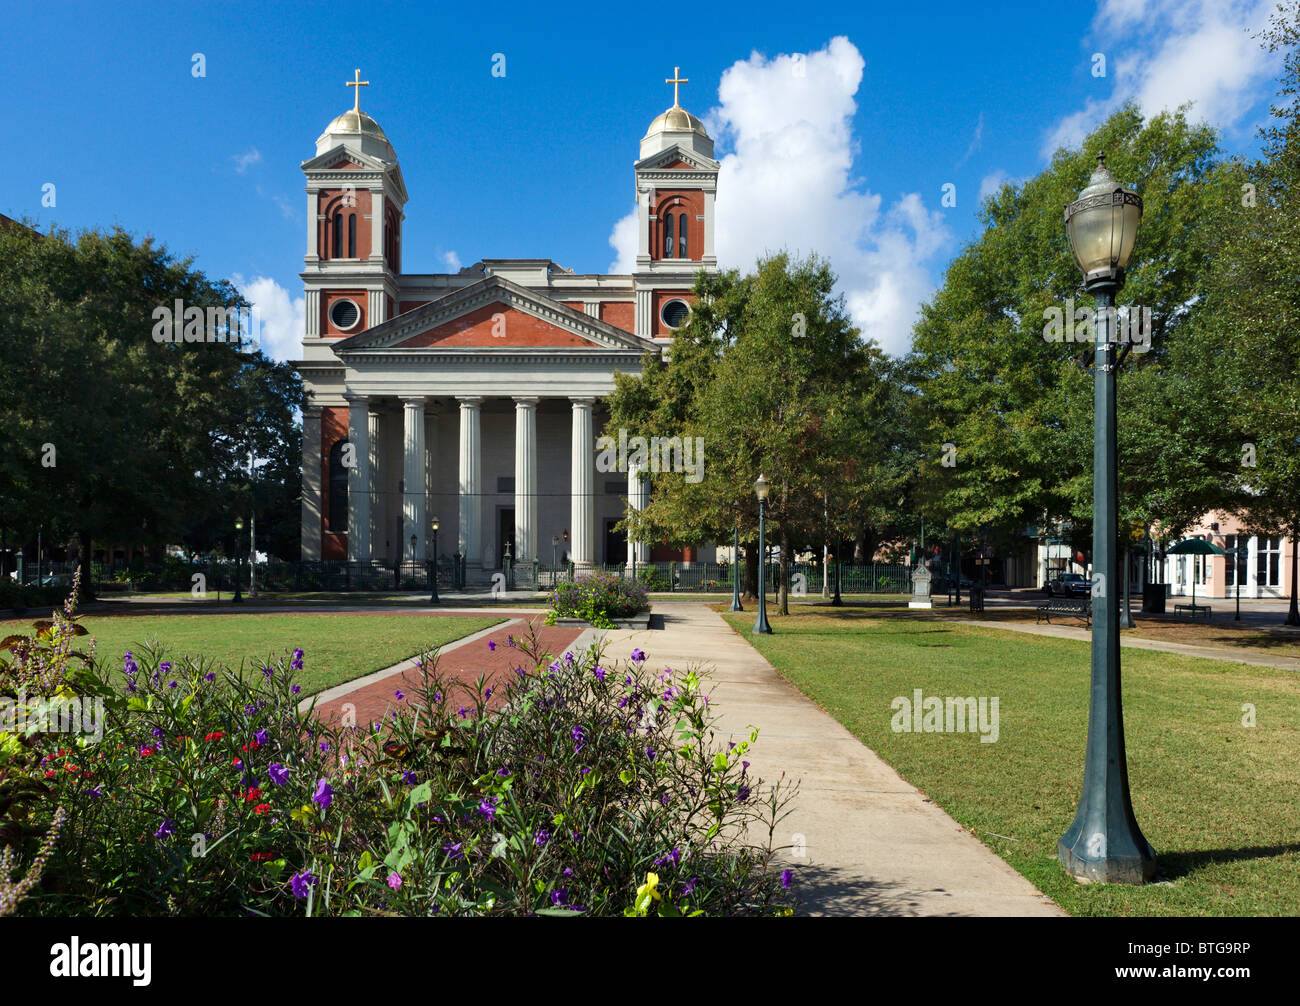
1174, 603, 1211, 619
1036, 599, 1091, 627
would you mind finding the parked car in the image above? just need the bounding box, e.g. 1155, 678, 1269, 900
1044, 572, 1091, 597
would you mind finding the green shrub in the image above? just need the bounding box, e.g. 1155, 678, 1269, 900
546, 572, 649, 629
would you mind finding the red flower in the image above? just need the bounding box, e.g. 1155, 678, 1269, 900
205, 731, 224, 742
231, 758, 242, 768
242, 740, 261, 753
245, 787, 263, 802
140, 746, 155, 757
250, 852, 274, 861
44, 770, 57, 778
253, 803, 271, 815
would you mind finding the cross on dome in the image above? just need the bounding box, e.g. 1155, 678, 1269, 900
665, 67, 688, 108
346, 68, 370, 112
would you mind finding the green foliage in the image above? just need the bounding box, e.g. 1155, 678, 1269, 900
1, 592, 796, 916
545, 572, 649, 628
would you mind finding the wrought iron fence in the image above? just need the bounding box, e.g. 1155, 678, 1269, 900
9, 557, 913, 596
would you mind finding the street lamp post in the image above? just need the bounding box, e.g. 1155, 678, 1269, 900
730, 523, 743, 612
831, 547, 843, 606
232, 518, 244, 605
428, 516, 440, 604
551, 535, 560, 587
752, 475, 772, 634
1235, 540, 1248, 622
1057, 152, 1155, 884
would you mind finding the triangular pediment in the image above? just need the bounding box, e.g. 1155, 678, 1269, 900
301, 144, 393, 173
333, 276, 654, 353
635, 144, 719, 173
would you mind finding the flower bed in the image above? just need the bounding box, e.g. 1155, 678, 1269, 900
545, 571, 650, 629
0, 577, 797, 917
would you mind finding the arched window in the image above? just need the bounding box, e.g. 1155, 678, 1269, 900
347, 214, 357, 258
663, 213, 674, 258
328, 440, 350, 532
331, 212, 343, 259
679, 217, 688, 259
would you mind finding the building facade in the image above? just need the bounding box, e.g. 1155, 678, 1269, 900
297, 71, 718, 574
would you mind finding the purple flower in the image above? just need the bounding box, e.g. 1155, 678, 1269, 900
268, 763, 289, 786
394, 689, 404, 701
154, 819, 176, 840
313, 778, 334, 808
255, 729, 268, 746
387, 872, 403, 891
476, 796, 498, 821
682, 877, 698, 897
534, 829, 550, 847
593, 665, 606, 683
261, 665, 274, 678
630, 648, 646, 662
781, 869, 793, 889
291, 648, 305, 670
87, 785, 104, 799
443, 840, 464, 860
203, 672, 216, 682
290, 870, 317, 899
152, 728, 163, 739
571, 726, 586, 752
168, 681, 177, 689
737, 784, 751, 803
487, 640, 496, 652
402, 770, 417, 784
291, 684, 301, 695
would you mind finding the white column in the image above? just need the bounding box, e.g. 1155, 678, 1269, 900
300, 407, 323, 560
570, 398, 595, 566
703, 189, 717, 262
403, 399, 426, 562
635, 288, 653, 338
368, 408, 382, 560
458, 397, 482, 568
306, 191, 318, 258
628, 460, 650, 566
346, 396, 371, 561
371, 189, 385, 261
514, 397, 538, 564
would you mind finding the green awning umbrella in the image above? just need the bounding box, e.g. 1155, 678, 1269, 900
1165, 538, 1225, 613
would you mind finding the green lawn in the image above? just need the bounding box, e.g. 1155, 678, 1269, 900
720, 604, 1300, 917
1, 612, 505, 696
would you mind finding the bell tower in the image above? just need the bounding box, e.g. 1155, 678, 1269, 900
632, 67, 719, 339
302, 69, 408, 342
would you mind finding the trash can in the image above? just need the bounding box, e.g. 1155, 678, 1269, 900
1141, 583, 1166, 614
969, 584, 985, 614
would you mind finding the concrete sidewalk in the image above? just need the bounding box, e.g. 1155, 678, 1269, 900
582, 602, 1064, 918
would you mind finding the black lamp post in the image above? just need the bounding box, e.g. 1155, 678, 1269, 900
232, 517, 244, 604
730, 523, 743, 612
752, 475, 772, 634
1057, 153, 1155, 884
551, 534, 559, 585
1235, 540, 1248, 621
428, 516, 440, 604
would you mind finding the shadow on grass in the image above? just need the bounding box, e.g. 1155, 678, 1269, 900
1156, 842, 1300, 881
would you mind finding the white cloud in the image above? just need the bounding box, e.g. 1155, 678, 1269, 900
607, 36, 951, 356
1041, 0, 1279, 157
232, 148, 263, 174
233, 275, 304, 362
978, 169, 1016, 201
442, 250, 462, 271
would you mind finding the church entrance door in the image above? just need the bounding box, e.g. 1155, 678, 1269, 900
498, 507, 515, 569
605, 519, 627, 566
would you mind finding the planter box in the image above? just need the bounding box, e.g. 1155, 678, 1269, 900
555, 613, 652, 630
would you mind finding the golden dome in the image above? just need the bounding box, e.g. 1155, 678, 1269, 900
644, 104, 709, 138
323, 108, 390, 142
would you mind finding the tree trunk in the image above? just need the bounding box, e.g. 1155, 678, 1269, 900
1287, 525, 1299, 626
778, 528, 790, 616
743, 540, 759, 600
853, 526, 867, 564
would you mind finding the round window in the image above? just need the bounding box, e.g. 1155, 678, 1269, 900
330, 298, 360, 331
661, 299, 691, 330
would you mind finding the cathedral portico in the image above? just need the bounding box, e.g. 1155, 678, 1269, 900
298, 68, 721, 575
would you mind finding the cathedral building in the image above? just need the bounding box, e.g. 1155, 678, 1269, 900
297, 70, 718, 575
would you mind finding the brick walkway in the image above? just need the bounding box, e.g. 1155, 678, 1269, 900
309, 615, 584, 727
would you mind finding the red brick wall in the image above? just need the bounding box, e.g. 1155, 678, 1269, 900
317, 188, 372, 260
601, 301, 635, 333
321, 290, 367, 338
651, 290, 695, 337
651, 191, 703, 261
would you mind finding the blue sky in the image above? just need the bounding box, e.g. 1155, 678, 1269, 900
1, 0, 1283, 357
